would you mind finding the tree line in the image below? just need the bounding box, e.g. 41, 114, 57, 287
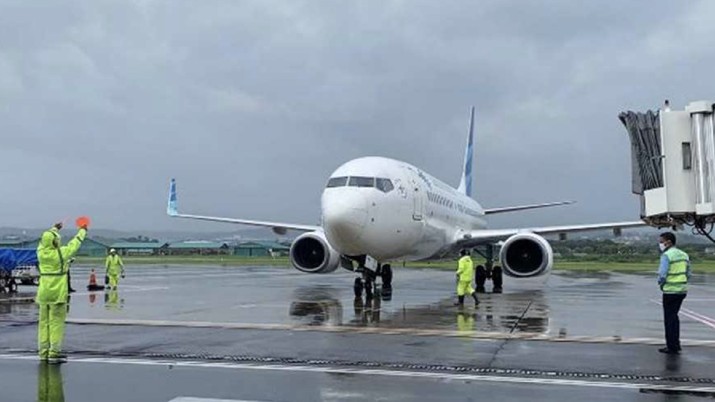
552, 239, 715, 262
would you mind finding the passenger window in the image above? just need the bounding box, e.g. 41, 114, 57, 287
326, 177, 348, 188
349, 176, 375, 187
376, 178, 394, 193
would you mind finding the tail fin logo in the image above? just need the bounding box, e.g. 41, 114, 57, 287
457, 107, 475, 198
167, 179, 178, 216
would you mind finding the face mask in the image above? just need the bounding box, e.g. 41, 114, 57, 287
659, 243, 667, 252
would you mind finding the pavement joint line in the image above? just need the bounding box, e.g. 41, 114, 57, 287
63, 317, 715, 347
6, 348, 715, 386
650, 299, 715, 330
1, 353, 715, 394
0, 297, 35, 304
0, 286, 168, 303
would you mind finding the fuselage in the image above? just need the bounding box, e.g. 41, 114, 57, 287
321, 156, 487, 262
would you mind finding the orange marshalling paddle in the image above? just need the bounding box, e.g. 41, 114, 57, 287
75, 216, 91, 229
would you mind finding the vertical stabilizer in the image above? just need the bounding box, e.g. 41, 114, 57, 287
457, 107, 475, 197
167, 179, 178, 216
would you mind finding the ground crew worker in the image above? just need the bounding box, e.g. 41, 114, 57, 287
105, 249, 124, 290
36, 222, 87, 363
455, 249, 479, 307
657, 232, 691, 354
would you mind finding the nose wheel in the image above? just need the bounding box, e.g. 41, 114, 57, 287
353, 263, 392, 299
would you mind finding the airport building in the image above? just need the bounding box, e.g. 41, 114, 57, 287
0, 237, 111, 257
1, 236, 291, 258
0, 238, 35, 249
232, 241, 290, 257
166, 241, 231, 255
110, 242, 166, 256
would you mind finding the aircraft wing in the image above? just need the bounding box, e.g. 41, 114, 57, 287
167, 179, 320, 233
483, 201, 575, 215
458, 221, 647, 247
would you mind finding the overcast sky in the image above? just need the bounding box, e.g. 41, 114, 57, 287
0, 1, 711, 232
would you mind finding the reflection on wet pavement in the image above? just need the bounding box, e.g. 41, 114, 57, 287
103, 289, 124, 311
37, 363, 64, 402
3, 265, 715, 402
2, 265, 715, 341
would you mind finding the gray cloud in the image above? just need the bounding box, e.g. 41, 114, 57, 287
0, 0, 712, 232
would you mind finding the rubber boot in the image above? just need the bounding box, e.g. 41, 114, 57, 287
453, 295, 465, 307
472, 292, 480, 305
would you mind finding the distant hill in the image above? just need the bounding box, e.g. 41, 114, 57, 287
1, 225, 711, 246
0, 226, 292, 244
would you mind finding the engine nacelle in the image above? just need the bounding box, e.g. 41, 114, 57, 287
499, 232, 553, 278
290, 231, 341, 274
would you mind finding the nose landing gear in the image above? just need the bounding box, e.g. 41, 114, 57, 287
353, 262, 393, 301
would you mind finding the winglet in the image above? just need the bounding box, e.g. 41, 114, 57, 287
457, 106, 475, 198
167, 178, 178, 216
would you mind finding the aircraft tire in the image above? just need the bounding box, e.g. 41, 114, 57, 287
354, 278, 364, 298
475, 265, 487, 293
492, 265, 503, 293
381, 285, 392, 301
381, 264, 393, 286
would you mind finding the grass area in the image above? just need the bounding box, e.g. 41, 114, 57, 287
73, 255, 715, 273
75, 255, 291, 267
554, 260, 715, 273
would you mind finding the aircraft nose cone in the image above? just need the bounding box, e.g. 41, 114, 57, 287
322, 193, 368, 251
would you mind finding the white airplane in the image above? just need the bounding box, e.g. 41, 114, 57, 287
167, 107, 644, 296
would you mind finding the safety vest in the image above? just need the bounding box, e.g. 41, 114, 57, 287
663, 247, 689, 294
457, 256, 474, 282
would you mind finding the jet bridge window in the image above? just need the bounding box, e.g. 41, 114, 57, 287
326, 177, 348, 188
348, 176, 375, 188
376, 178, 394, 193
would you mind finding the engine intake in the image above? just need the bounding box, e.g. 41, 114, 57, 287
499, 232, 553, 278
290, 231, 340, 274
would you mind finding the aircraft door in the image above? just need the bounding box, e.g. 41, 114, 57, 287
411, 180, 423, 221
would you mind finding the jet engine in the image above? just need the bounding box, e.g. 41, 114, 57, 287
499, 232, 553, 278
290, 231, 341, 274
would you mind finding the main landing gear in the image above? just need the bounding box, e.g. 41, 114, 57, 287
473, 244, 503, 293
353, 262, 393, 301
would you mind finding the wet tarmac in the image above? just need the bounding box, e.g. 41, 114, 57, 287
2, 265, 715, 401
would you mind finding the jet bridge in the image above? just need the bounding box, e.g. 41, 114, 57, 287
620, 100, 715, 240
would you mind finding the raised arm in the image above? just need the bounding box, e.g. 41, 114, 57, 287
60, 229, 87, 260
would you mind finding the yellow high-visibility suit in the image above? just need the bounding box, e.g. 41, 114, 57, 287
456, 255, 475, 296
36, 227, 86, 360
105, 254, 124, 289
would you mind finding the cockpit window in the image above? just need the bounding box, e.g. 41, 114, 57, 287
376, 178, 394, 193
326, 177, 348, 188
348, 176, 375, 187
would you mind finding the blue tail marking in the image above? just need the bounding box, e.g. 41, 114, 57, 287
457, 107, 475, 198
167, 178, 178, 216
